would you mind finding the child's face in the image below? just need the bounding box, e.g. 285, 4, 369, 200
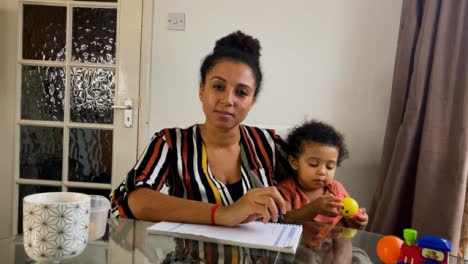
289, 141, 339, 192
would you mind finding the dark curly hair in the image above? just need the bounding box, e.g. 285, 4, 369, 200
287, 120, 350, 166
200, 30, 263, 97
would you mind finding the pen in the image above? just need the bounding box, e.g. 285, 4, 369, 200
278, 210, 284, 219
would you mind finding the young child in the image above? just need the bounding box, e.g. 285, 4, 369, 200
278, 120, 368, 230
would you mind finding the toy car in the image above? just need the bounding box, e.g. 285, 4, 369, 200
377, 228, 452, 264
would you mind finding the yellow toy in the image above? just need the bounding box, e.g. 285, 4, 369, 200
339, 197, 359, 217
342, 227, 358, 238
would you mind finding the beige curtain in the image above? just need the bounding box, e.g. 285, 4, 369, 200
368, 0, 467, 255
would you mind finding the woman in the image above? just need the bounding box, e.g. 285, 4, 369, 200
111, 31, 293, 226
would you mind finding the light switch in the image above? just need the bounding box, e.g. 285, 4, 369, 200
168, 13, 185, 31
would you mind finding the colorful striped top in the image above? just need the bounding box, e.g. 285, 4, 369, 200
110, 124, 292, 218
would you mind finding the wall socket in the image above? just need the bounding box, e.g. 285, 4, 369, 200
168, 13, 185, 31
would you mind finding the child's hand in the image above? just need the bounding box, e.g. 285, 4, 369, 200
343, 208, 368, 230
307, 194, 343, 217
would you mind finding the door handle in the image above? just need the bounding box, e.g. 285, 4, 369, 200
112, 99, 133, 128
112, 105, 132, 110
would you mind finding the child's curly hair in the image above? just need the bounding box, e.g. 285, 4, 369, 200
287, 120, 350, 166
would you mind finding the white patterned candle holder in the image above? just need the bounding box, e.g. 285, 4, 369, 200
23, 192, 91, 263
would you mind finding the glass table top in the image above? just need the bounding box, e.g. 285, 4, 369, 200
0, 218, 466, 263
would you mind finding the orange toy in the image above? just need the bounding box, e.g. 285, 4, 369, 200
376, 235, 404, 264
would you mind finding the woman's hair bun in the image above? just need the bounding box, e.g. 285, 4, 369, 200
200, 30, 264, 97
213, 30, 261, 59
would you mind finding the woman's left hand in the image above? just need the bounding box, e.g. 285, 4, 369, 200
343, 208, 368, 230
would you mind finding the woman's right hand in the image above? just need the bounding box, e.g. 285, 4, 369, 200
306, 194, 342, 218
214, 187, 286, 226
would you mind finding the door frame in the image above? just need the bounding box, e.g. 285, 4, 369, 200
0, 0, 18, 239
137, 0, 152, 154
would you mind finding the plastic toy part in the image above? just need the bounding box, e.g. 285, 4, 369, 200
403, 228, 418, 245
417, 236, 452, 252
339, 197, 359, 217
376, 235, 403, 264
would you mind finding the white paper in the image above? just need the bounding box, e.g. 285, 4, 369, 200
147, 221, 303, 254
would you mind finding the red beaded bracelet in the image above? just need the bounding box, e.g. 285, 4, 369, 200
210, 204, 221, 225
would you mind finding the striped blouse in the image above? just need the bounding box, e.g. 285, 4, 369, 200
110, 124, 292, 218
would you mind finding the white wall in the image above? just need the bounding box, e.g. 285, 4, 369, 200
149, 0, 402, 209
0, 0, 17, 238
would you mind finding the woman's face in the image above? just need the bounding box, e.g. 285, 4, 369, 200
199, 60, 256, 130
